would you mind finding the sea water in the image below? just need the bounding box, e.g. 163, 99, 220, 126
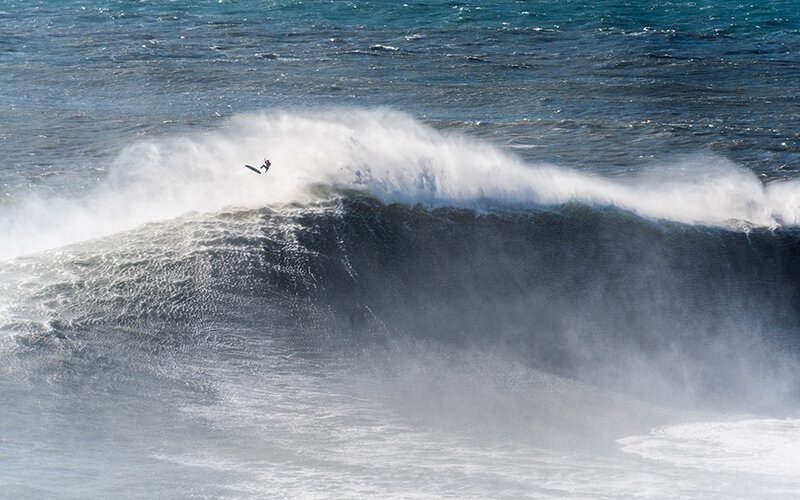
1, 1, 800, 498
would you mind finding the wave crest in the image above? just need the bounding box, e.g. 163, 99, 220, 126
1, 108, 798, 259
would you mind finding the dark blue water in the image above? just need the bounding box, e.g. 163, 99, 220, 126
2, 1, 800, 497
2, 1, 799, 186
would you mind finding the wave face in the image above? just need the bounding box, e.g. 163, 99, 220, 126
297, 196, 800, 406
2, 185, 800, 495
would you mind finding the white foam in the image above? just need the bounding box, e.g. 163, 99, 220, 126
1, 108, 798, 260
619, 418, 800, 477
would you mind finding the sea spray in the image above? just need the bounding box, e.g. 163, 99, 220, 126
2, 109, 798, 260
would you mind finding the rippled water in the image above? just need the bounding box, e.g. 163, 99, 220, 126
2, 1, 800, 498
2, 1, 799, 190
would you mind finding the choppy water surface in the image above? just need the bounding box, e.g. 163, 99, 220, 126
1, 1, 800, 498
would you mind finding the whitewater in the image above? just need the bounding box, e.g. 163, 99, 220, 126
2, 1, 800, 498
2, 110, 799, 261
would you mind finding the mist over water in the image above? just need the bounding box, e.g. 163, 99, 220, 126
2, 1, 800, 498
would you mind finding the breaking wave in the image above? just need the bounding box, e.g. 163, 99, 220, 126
1, 108, 799, 260
2, 112, 799, 495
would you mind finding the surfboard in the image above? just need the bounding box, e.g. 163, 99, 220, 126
244, 164, 262, 174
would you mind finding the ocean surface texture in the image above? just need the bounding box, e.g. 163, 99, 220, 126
2, 1, 800, 498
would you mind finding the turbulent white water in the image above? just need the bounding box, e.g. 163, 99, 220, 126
2, 109, 800, 498
620, 419, 800, 477
2, 109, 799, 260
160, 347, 800, 499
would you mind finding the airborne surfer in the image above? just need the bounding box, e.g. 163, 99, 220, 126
244, 157, 272, 175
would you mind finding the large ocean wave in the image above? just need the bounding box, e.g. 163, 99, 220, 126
2, 109, 799, 260
2, 109, 800, 496
3, 193, 799, 411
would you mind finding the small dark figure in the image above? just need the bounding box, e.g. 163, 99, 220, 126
261, 158, 271, 173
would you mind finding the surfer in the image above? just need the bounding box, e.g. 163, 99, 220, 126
244, 157, 272, 175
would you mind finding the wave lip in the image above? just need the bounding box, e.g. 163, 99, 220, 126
309, 109, 799, 230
